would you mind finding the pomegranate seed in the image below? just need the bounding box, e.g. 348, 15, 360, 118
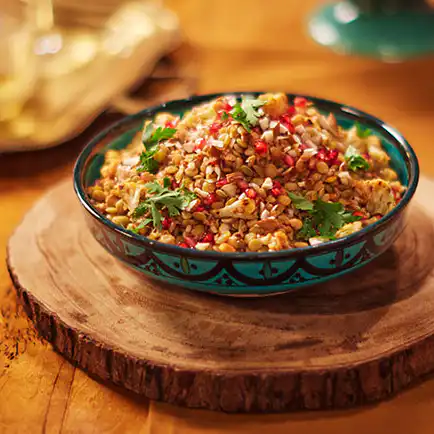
279, 114, 295, 133
245, 188, 257, 199
195, 204, 205, 212
194, 138, 206, 151
209, 122, 222, 135
162, 217, 172, 230
171, 180, 179, 189
222, 102, 233, 112
284, 154, 295, 166
202, 233, 214, 243
329, 149, 339, 165
299, 143, 308, 151
255, 140, 268, 155
238, 180, 249, 190
178, 242, 189, 248
165, 120, 176, 128
273, 180, 282, 188
294, 96, 308, 108
203, 193, 217, 206
287, 106, 296, 116
317, 148, 327, 161
271, 187, 281, 197
184, 237, 197, 248
317, 148, 339, 165
216, 178, 228, 187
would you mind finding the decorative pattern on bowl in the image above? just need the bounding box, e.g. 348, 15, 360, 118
74, 93, 419, 296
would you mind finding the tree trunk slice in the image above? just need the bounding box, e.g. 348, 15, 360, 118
6, 178, 434, 413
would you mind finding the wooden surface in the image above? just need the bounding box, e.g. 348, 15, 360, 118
3, 0, 434, 431
6, 178, 434, 413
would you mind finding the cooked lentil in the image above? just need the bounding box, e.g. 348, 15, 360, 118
88, 93, 405, 252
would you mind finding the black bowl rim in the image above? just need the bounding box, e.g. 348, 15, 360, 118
74, 92, 420, 261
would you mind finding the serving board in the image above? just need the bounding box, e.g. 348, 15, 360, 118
6, 177, 434, 413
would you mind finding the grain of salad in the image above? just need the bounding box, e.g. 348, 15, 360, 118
88, 93, 405, 253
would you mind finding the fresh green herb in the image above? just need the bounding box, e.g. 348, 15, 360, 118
355, 122, 372, 138
230, 96, 264, 132
142, 123, 176, 145
287, 192, 314, 211
132, 181, 196, 229
221, 111, 229, 121
137, 124, 176, 173
231, 103, 251, 131
131, 218, 153, 233
345, 145, 370, 172
137, 149, 159, 173
298, 217, 317, 239
241, 97, 264, 126
288, 193, 362, 239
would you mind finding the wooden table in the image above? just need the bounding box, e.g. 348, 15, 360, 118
2, 0, 434, 432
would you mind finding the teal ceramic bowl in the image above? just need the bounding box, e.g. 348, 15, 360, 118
73, 93, 419, 296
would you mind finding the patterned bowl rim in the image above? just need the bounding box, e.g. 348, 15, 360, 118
73, 92, 420, 261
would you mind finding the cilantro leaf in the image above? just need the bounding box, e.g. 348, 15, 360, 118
132, 181, 197, 230
141, 122, 154, 144
132, 218, 153, 233
298, 218, 317, 240
221, 111, 229, 121
137, 124, 176, 174
313, 199, 345, 238
150, 202, 162, 229
230, 96, 264, 132
231, 103, 251, 132
137, 151, 160, 173
287, 192, 314, 211
345, 145, 370, 172
142, 123, 176, 146
341, 211, 362, 224
348, 155, 370, 172
150, 126, 177, 143
241, 97, 264, 127
355, 122, 372, 138
289, 194, 361, 240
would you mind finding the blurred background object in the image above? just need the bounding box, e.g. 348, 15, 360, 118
0, 0, 185, 152
0, 1, 36, 122
31, 0, 99, 79
308, 0, 434, 61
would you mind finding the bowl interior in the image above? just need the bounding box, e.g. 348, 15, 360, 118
81, 95, 412, 191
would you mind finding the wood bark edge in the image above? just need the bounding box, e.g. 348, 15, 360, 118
7, 251, 434, 413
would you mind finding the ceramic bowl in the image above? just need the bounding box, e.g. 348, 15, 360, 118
73, 93, 419, 296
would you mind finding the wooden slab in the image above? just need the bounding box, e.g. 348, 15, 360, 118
6, 177, 434, 413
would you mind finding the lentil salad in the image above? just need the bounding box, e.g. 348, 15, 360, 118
88, 93, 405, 253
